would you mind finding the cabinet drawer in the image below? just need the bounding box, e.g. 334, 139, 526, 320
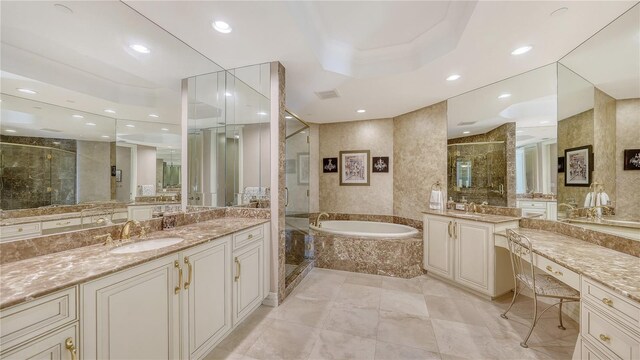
0, 287, 77, 351
1, 322, 78, 360
41, 217, 81, 230
233, 225, 263, 250
0, 223, 41, 242
534, 254, 579, 290
582, 277, 640, 330
581, 303, 640, 360
519, 201, 544, 208
582, 338, 613, 360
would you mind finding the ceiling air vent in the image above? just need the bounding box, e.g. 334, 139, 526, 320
39, 128, 63, 133
315, 89, 340, 100
457, 121, 476, 126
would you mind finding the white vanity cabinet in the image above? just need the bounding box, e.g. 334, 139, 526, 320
232, 226, 265, 326
517, 200, 557, 220
423, 213, 517, 297
180, 237, 232, 360
81, 254, 182, 360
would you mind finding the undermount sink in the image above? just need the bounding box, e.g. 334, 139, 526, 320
110, 237, 184, 254
454, 213, 481, 218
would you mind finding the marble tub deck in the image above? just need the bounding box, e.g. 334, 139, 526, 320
205, 268, 579, 360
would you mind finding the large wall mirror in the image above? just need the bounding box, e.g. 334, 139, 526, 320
557, 4, 639, 240
187, 64, 271, 208
447, 64, 558, 217
0, 1, 223, 241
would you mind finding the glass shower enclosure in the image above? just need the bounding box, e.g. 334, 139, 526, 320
284, 111, 311, 286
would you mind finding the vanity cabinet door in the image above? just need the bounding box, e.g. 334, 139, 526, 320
423, 215, 454, 280
81, 254, 181, 360
181, 237, 232, 360
233, 241, 264, 326
454, 220, 492, 294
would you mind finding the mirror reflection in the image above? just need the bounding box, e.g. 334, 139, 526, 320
556, 4, 640, 239
0, 1, 222, 240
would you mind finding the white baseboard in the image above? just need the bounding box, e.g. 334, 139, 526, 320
262, 292, 278, 307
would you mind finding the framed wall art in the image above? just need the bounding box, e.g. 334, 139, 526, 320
372, 156, 389, 173
339, 150, 370, 186
623, 149, 640, 170
564, 145, 592, 186
322, 157, 338, 173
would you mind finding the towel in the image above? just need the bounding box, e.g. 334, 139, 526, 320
583, 192, 593, 208
599, 192, 610, 206
429, 190, 444, 210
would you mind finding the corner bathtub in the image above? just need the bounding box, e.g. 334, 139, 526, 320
309, 220, 422, 278
310, 220, 419, 239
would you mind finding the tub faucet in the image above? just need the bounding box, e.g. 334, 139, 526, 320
315, 212, 329, 227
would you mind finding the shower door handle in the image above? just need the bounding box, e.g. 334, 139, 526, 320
285, 187, 289, 207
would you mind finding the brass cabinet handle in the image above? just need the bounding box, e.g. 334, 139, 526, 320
248, 233, 253, 239
447, 221, 452, 238
184, 257, 193, 290
65, 337, 77, 360
17, 227, 23, 232
56, 221, 71, 226
174, 261, 182, 294
546, 265, 553, 272
599, 334, 611, 342
602, 298, 614, 307
545, 265, 563, 276
234, 258, 241, 282
452, 222, 457, 239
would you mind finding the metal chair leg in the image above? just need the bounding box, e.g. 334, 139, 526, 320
558, 299, 566, 330
501, 285, 519, 319
520, 294, 538, 348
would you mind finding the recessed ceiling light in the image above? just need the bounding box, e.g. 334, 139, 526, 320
540, 120, 550, 124
5, 129, 16, 133
224, 92, 232, 97
463, 131, 470, 134
511, 46, 533, 55
498, 93, 512, 99
257, 111, 268, 116
101, 135, 110, 138
356, 109, 366, 113
161, 128, 169, 131
212, 20, 232, 34
129, 44, 151, 54
72, 114, 84, 119
446, 74, 461, 81
285, 115, 293, 119
148, 114, 159, 118
104, 109, 116, 114
126, 124, 135, 128
85, 122, 96, 126
17, 88, 37, 94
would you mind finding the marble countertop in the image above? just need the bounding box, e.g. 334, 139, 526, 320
0, 209, 128, 227
495, 228, 640, 303
422, 209, 521, 224
563, 217, 640, 230
516, 198, 557, 203
0, 217, 269, 310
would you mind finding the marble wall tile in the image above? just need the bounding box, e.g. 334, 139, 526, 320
393, 101, 448, 221
309, 123, 320, 213
319, 118, 394, 215
616, 99, 640, 220
594, 88, 617, 206
274, 62, 288, 304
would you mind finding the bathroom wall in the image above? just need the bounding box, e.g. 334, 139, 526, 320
393, 101, 448, 220
242, 123, 271, 188
593, 88, 617, 206
557, 109, 594, 207
447, 122, 516, 207
319, 118, 394, 215
309, 124, 320, 213
616, 98, 640, 219
115, 146, 132, 202
137, 145, 157, 193
76, 140, 111, 203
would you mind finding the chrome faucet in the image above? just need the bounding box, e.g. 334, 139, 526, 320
315, 212, 329, 227
120, 220, 140, 240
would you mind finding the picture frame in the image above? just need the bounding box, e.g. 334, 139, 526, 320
564, 145, 592, 187
372, 156, 389, 173
339, 150, 370, 186
297, 153, 309, 184
285, 159, 296, 174
115, 169, 122, 182
557, 157, 565, 173
623, 149, 640, 170
322, 157, 338, 173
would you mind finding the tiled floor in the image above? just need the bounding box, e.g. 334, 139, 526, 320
205, 268, 579, 360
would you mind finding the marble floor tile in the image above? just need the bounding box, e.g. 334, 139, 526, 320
374, 342, 441, 360
381, 276, 423, 294
202, 348, 255, 360
323, 306, 379, 339
345, 272, 383, 288
379, 289, 429, 318
245, 320, 320, 360
377, 311, 439, 352
431, 318, 501, 359
424, 294, 485, 326
334, 283, 382, 310
271, 297, 332, 328
308, 329, 376, 360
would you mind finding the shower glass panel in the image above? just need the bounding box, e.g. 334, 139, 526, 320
284, 111, 310, 285
447, 141, 507, 206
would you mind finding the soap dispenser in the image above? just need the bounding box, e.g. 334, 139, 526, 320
447, 197, 454, 210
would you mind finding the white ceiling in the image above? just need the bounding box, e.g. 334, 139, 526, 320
127, 0, 637, 124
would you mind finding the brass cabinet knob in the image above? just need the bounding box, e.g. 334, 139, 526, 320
599, 334, 611, 342
602, 298, 614, 307
65, 337, 78, 360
